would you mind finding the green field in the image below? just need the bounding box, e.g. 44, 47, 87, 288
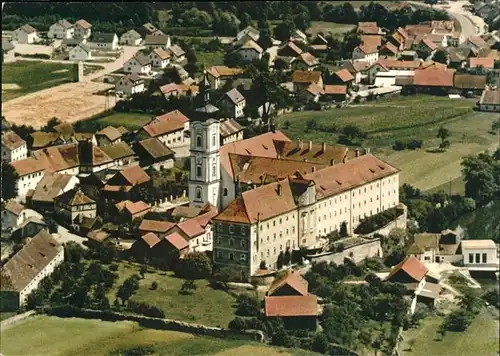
278, 95, 499, 191
400, 309, 499, 356
306, 21, 356, 37
95, 112, 154, 130
196, 51, 225, 67
108, 262, 246, 327
1, 60, 75, 102
0, 315, 317, 356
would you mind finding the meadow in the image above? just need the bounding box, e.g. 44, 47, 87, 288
1, 60, 75, 102
306, 21, 356, 37
0, 315, 318, 356
94, 111, 154, 130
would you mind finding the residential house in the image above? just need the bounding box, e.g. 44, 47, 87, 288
465, 36, 490, 51
400, 50, 418, 61
374, 70, 415, 87
135, 138, 175, 171
139, 219, 176, 236
11, 158, 46, 201
2, 40, 16, 63
294, 52, 319, 71
159, 83, 199, 98
144, 34, 171, 51
410, 68, 454, 94
218, 88, 246, 119
148, 48, 170, 68
124, 52, 152, 75
331, 69, 355, 88
104, 165, 151, 197
367, 59, 423, 84
0, 230, 64, 311
469, 57, 494, 69
96, 126, 124, 146
115, 200, 151, 222
74, 19, 92, 39
101, 142, 136, 167
352, 44, 379, 64
131, 231, 189, 266
62, 38, 87, 50
292, 29, 308, 43
236, 26, 260, 43
167, 45, 185, 62
120, 29, 142, 46
302, 83, 323, 102
13, 24, 37, 44
220, 119, 244, 146
357, 22, 381, 35
29, 173, 79, 213
322, 85, 348, 103
69, 43, 92, 61
310, 34, 329, 54
73, 214, 102, 237
88, 33, 119, 51
379, 42, 399, 57
342, 60, 370, 84
453, 74, 487, 95
278, 41, 303, 58
462, 240, 499, 269
206, 65, 244, 90
429, 33, 448, 48
115, 73, 146, 96
140, 23, 164, 37
11, 217, 47, 241
48, 19, 74, 39
2, 130, 27, 163
478, 89, 500, 112
139, 110, 190, 148
54, 188, 97, 226
291, 70, 323, 92
1, 200, 29, 232
414, 37, 438, 57
234, 40, 263, 63
408, 230, 462, 264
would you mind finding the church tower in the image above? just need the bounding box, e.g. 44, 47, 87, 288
188, 70, 221, 210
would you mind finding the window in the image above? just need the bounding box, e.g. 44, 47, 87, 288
240, 254, 246, 261
475, 253, 480, 263
482, 253, 487, 263
196, 135, 202, 147
212, 134, 216, 147
223, 188, 228, 196
196, 165, 202, 179
229, 225, 234, 234
241, 240, 246, 248
216, 250, 222, 259
229, 252, 234, 261
212, 164, 216, 178
195, 187, 202, 200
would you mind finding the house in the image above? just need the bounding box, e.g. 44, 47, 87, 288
374, 70, 415, 87
310, 34, 329, 54
379, 42, 399, 57
167, 44, 185, 62
148, 48, 170, 68
465, 36, 490, 51
104, 165, 151, 194
144, 34, 171, 51
331, 69, 355, 88
342, 60, 370, 84
414, 37, 438, 56
135, 138, 175, 171
10, 216, 47, 241
478, 89, 500, 112
141, 23, 164, 37
219, 119, 244, 146
120, 29, 142, 46
54, 189, 96, 226
461, 240, 499, 269
140, 110, 190, 148
357, 22, 381, 35
2, 130, 27, 163
453, 74, 487, 95
234, 40, 263, 63
13, 24, 37, 44
115, 200, 151, 221
291, 29, 308, 43
61, 37, 87, 50
236, 26, 260, 43
267, 270, 309, 297
11, 158, 46, 201
69, 43, 92, 61
206, 65, 244, 90
115, 73, 146, 96
73, 215, 102, 237
124, 52, 152, 75
159, 83, 199, 98
139, 219, 176, 236
74, 19, 92, 39
322, 85, 348, 102
131, 231, 189, 266
408, 229, 462, 264
400, 50, 418, 61
218, 88, 246, 119
2, 40, 16, 63
291, 70, 323, 92
48, 19, 74, 39
352, 44, 379, 64
101, 142, 136, 167
294, 52, 319, 71
1, 200, 27, 232
411, 68, 454, 94
302, 83, 323, 102
429, 33, 448, 48
367, 59, 423, 84
278, 41, 303, 58
469, 57, 494, 69
88, 33, 119, 51
96, 126, 124, 146
29, 173, 79, 213
0, 230, 64, 311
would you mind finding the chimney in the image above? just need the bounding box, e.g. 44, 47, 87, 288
277, 183, 282, 196
330, 159, 335, 166
299, 140, 303, 150
355, 148, 360, 157
308, 140, 312, 151
322, 142, 326, 153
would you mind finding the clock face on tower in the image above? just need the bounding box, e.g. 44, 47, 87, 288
196, 156, 202, 164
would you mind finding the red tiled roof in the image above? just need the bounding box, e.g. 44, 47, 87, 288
280, 41, 303, 56
4, 200, 24, 216
298, 52, 318, 67
206, 65, 244, 78
380, 42, 399, 55
480, 89, 500, 106
119, 165, 151, 185
142, 232, 161, 248
323, 85, 347, 95
357, 44, 378, 54
176, 218, 205, 238
143, 110, 188, 137
156, 109, 189, 124
292, 70, 322, 84
2, 131, 25, 150
334, 69, 354, 83
75, 19, 92, 29
268, 270, 308, 296
306, 82, 323, 96
116, 200, 150, 215
413, 68, 454, 87
420, 37, 438, 50
265, 295, 318, 317
386, 255, 429, 282
469, 57, 494, 69
139, 219, 176, 234
361, 35, 383, 48
11, 157, 47, 177
159, 83, 199, 96
165, 232, 189, 250
375, 59, 422, 70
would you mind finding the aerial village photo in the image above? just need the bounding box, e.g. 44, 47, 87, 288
0, 1, 499, 355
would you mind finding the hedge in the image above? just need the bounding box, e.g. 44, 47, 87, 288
354, 207, 404, 235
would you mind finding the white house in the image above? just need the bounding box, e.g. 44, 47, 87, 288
144, 34, 171, 50
291, 29, 308, 43
124, 52, 152, 74
1, 200, 25, 232
478, 89, 500, 112
2, 41, 16, 63
54, 189, 97, 225
462, 240, 499, 269
148, 48, 170, 68
140, 110, 190, 148
0, 230, 64, 309
234, 40, 263, 63
167, 45, 186, 62
88, 33, 119, 51
120, 29, 142, 46
236, 26, 260, 43
74, 19, 92, 39
115, 74, 146, 96
219, 118, 244, 145
13, 24, 38, 44
2, 130, 27, 163
11, 158, 46, 202
69, 43, 92, 61
48, 19, 74, 39
218, 88, 246, 118
374, 70, 415, 87
352, 44, 379, 64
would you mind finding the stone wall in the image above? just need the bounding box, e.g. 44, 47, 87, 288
307, 239, 383, 265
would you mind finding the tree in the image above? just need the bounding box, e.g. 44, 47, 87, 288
461, 151, 499, 206
236, 294, 261, 316
437, 126, 451, 151
239, 12, 254, 30
151, 281, 158, 290
1, 162, 19, 200
273, 18, 295, 41
257, 27, 273, 51
491, 119, 500, 133
424, 0, 438, 7
283, 248, 291, 266
174, 252, 212, 279
276, 251, 284, 269
117, 274, 140, 304
433, 49, 448, 64
339, 221, 348, 237
311, 332, 329, 353
179, 279, 197, 295
41, 117, 61, 132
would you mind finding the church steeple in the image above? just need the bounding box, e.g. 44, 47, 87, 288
194, 67, 219, 121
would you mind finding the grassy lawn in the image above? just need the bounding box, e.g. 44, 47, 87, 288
400, 308, 499, 356
95, 111, 154, 130
325, 1, 403, 9
1, 315, 317, 356
306, 21, 356, 37
196, 51, 225, 67
277, 95, 499, 191
108, 262, 247, 328
426, 176, 466, 195
1, 60, 75, 102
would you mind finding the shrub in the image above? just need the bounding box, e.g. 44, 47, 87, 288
127, 300, 165, 318
174, 252, 212, 279
393, 140, 407, 151
228, 316, 247, 330
407, 139, 423, 150
151, 281, 158, 290
110, 345, 155, 356
236, 294, 261, 317
179, 280, 197, 295
354, 207, 404, 235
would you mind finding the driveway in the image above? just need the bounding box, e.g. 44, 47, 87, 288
53, 225, 88, 248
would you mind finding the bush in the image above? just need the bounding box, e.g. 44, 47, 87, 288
393, 140, 407, 151
354, 207, 404, 235
151, 281, 158, 290
127, 300, 165, 318
179, 279, 197, 295
236, 294, 261, 316
407, 139, 423, 150
110, 345, 155, 356
228, 316, 247, 330
174, 252, 212, 279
